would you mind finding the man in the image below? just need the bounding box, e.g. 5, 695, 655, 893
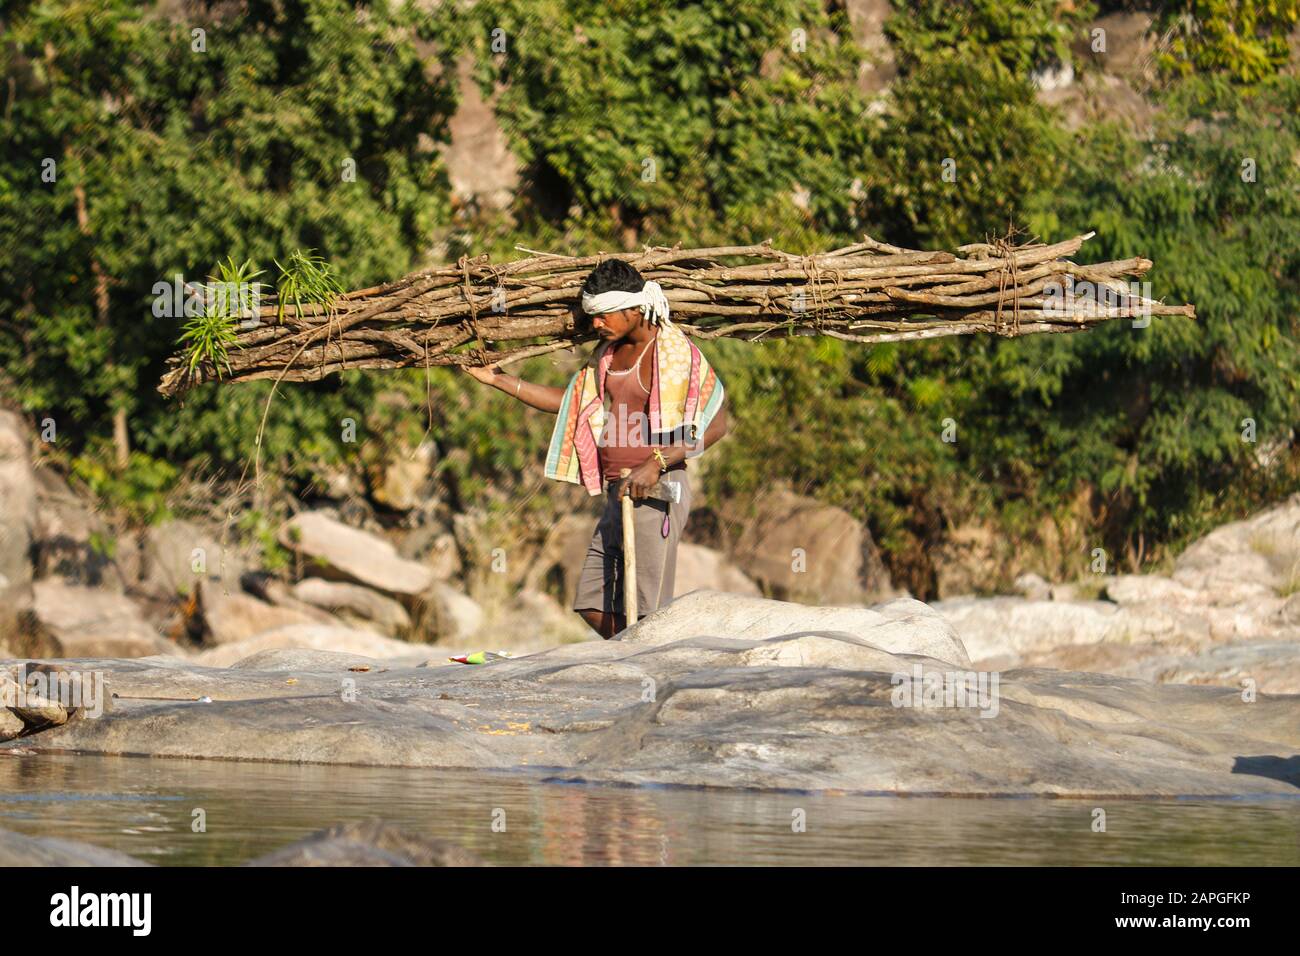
463, 259, 729, 637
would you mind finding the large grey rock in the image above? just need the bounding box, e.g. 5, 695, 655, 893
1172, 492, 1300, 596
197, 579, 331, 645
0, 706, 25, 741
470, 587, 592, 653
0, 827, 152, 867
193, 624, 425, 668
291, 578, 411, 636
414, 582, 483, 643
523, 513, 599, 605
246, 821, 485, 867
935, 494, 1300, 689
623, 589, 970, 666
6, 600, 1297, 797
142, 518, 246, 598
30, 467, 124, 589
729, 488, 896, 605
280, 511, 435, 597
1153, 640, 1300, 694
674, 543, 761, 597
2, 672, 69, 729
30, 580, 179, 658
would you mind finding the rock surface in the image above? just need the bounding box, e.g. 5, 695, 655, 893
31, 468, 125, 590
291, 577, 412, 636
142, 518, 247, 597
730, 488, 897, 604
30, 580, 179, 658
5, 590, 1295, 797
935, 493, 1300, 694
674, 543, 761, 596
192, 624, 429, 668
197, 579, 330, 645
415, 581, 484, 643
281, 511, 435, 596
0, 827, 152, 866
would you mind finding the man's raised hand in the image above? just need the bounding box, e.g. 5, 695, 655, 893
461, 364, 500, 386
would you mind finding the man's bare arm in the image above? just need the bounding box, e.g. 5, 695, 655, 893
658, 397, 729, 468
612, 396, 731, 499
461, 365, 565, 414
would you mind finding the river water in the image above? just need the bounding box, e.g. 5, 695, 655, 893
1, 754, 1296, 865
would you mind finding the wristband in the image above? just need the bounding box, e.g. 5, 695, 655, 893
652, 448, 668, 472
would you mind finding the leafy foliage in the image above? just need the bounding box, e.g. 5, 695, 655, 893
1155, 0, 1300, 83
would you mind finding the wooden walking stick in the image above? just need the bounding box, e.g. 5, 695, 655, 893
620, 467, 637, 626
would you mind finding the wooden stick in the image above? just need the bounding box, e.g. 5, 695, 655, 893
620, 468, 637, 628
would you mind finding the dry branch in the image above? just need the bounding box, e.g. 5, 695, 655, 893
157, 231, 1195, 398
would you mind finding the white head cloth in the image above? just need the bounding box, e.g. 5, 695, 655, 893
581, 280, 672, 327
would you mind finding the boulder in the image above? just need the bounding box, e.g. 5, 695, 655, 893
30, 467, 125, 589
291, 578, 411, 636
472, 587, 592, 652
9, 596, 1298, 797
1012, 572, 1052, 600
730, 488, 896, 605
239, 575, 340, 626
0, 708, 24, 741
141, 518, 246, 598
193, 624, 424, 668
1103, 573, 1203, 606
935, 596, 1122, 666
0, 827, 152, 867
674, 543, 761, 597
280, 511, 435, 596
1171, 492, 1300, 597
931, 495, 1300, 686
197, 579, 332, 645
1153, 640, 1300, 695
395, 525, 462, 581
30, 580, 179, 658
3, 675, 68, 729
246, 820, 485, 866
623, 589, 971, 666
414, 582, 483, 643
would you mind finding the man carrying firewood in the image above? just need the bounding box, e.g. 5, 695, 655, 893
463, 259, 729, 638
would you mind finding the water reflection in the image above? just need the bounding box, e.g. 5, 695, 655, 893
0, 754, 1296, 866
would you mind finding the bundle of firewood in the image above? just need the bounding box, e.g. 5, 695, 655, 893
157, 231, 1195, 398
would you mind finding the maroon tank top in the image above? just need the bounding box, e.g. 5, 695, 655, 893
599, 336, 684, 480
